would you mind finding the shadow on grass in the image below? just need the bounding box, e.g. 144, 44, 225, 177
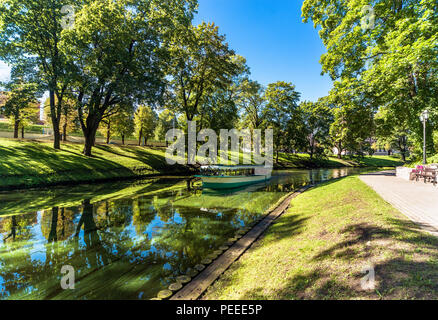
238, 219, 438, 299
215, 177, 438, 300
276, 154, 345, 169
0, 141, 190, 189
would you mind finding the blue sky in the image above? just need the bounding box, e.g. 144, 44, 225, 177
194, 0, 333, 102
0, 0, 332, 102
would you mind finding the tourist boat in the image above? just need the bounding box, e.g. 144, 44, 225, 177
195, 165, 272, 189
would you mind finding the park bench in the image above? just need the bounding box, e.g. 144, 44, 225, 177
415, 165, 437, 186
414, 165, 425, 181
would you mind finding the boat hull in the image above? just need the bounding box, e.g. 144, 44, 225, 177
197, 175, 271, 189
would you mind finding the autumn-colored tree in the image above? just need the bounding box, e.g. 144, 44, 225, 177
1, 79, 39, 138
134, 106, 158, 146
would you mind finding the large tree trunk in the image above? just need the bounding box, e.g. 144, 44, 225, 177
21, 126, 24, 139
50, 90, 61, 149
337, 142, 342, 159
82, 117, 99, 157
83, 128, 97, 157
106, 121, 111, 144
399, 137, 407, 162
13, 120, 19, 139
309, 139, 314, 160
121, 135, 125, 145
79, 108, 102, 157
63, 121, 67, 142
138, 128, 143, 146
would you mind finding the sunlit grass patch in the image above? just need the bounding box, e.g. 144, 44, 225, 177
277, 153, 403, 169
0, 138, 188, 189
203, 176, 438, 300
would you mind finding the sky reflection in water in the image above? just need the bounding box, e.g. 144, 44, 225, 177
0, 168, 369, 300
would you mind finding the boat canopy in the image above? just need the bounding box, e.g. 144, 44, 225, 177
199, 165, 268, 177
200, 165, 266, 171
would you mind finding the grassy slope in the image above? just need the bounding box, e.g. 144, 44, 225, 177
203, 176, 438, 300
0, 137, 403, 189
409, 154, 438, 167
277, 153, 404, 169
0, 138, 190, 189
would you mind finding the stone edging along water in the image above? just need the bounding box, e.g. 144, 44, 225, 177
151, 184, 314, 301
152, 172, 376, 300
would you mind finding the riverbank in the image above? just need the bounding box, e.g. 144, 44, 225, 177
277, 153, 403, 169
203, 176, 438, 300
0, 138, 192, 190
0, 138, 403, 190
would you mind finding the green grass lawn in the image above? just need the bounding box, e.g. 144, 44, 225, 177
203, 176, 438, 300
277, 153, 404, 169
408, 154, 438, 167
0, 138, 189, 189
0, 122, 49, 134
0, 137, 403, 189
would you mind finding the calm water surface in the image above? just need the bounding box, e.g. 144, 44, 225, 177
0, 168, 371, 300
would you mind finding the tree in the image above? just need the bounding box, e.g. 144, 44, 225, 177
111, 111, 135, 145
60, 0, 196, 156
1, 79, 39, 139
264, 81, 301, 162
134, 105, 158, 146
329, 101, 375, 158
237, 79, 266, 130
199, 88, 239, 133
0, 0, 80, 149
375, 107, 411, 161
166, 22, 241, 123
44, 96, 78, 142
155, 109, 176, 144
302, 0, 438, 157
300, 100, 333, 159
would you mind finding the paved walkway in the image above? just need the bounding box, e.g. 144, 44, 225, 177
360, 171, 438, 236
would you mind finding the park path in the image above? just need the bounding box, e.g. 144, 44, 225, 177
360, 171, 438, 236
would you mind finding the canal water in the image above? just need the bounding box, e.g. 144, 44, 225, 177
0, 168, 371, 300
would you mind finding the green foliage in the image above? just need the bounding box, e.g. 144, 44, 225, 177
300, 100, 333, 159
166, 22, 242, 121
237, 79, 266, 130
43, 96, 79, 138
155, 109, 176, 142
1, 79, 40, 137
134, 105, 158, 145
302, 0, 438, 156
375, 107, 411, 161
0, 0, 198, 155
326, 80, 375, 157
264, 81, 301, 160
111, 111, 135, 144
0, 0, 80, 148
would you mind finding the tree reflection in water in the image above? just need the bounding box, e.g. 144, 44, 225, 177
0, 168, 369, 299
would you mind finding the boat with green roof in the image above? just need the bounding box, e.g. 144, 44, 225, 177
195, 165, 272, 189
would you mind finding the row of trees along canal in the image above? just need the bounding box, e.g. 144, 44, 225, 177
0, 0, 437, 161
